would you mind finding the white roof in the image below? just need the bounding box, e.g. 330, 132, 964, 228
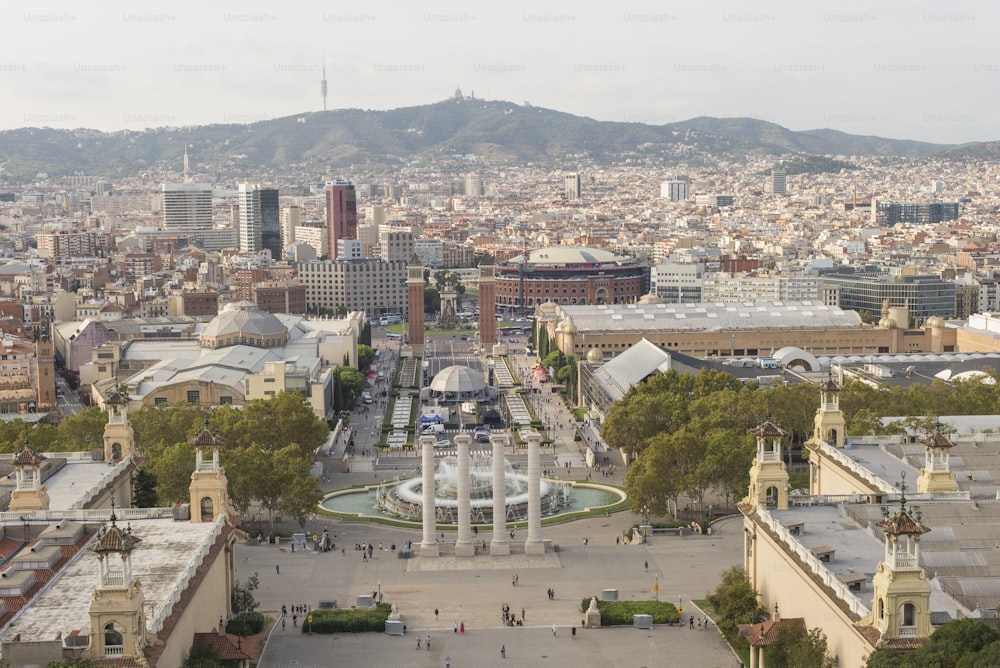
592, 338, 673, 403
509, 246, 626, 266
553, 301, 860, 333
10, 518, 222, 642
429, 365, 487, 393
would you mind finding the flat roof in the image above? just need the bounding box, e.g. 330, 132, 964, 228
10, 517, 221, 642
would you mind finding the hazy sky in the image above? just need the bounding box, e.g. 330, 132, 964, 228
2, 0, 997, 144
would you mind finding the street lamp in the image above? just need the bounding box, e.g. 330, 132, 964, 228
655, 573, 659, 602
377, 580, 382, 604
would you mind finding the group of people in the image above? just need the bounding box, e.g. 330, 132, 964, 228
500, 602, 525, 626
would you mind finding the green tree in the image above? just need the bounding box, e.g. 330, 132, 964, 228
278, 474, 324, 528
336, 367, 367, 404
424, 286, 441, 313
707, 566, 768, 644
145, 440, 196, 504
181, 642, 224, 668
132, 467, 159, 507
357, 344, 376, 371
55, 406, 108, 452
867, 618, 1000, 667
131, 403, 211, 455
766, 625, 837, 668
231, 572, 260, 614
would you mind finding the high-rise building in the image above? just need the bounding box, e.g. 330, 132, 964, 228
280, 205, 302, 248
564, 173, 581, 200
379, 228, 414, 263
162, 184, 212, 230
325, 181, 357, 259
238, 185, 280, 257
770, 170, 787, 196
660, 180, 688, 202
464, 173, 484, 197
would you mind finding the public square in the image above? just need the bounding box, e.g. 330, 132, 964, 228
237, 330, 744, 667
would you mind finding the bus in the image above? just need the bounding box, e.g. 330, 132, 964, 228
385, 332, 401, 340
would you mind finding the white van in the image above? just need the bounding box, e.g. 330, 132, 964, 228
362, 392, 373, 404
420, 423, 445, 435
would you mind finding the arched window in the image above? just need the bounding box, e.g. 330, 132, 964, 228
104, 621, 123, 651
200, 496, 215, 522
901, 602, 916, 627
765, 486, 779, 507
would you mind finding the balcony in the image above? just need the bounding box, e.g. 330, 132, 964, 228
105, 645, 124, 657
898, 626, 917, 637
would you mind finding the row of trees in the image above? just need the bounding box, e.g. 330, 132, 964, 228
600, 368, 1000, 518
1, 392, 331, 529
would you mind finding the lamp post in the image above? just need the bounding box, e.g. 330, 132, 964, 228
377, 580, 382, 605
654, 573, 659, 602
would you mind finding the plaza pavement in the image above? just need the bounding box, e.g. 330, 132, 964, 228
239, 515, 744, 667
240, 337, 744, 666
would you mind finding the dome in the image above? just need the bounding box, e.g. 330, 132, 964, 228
926, 315, 945, 329
561, 320, 578, 335
512, 246, 625, 266
586, 348, 603, 362
537, 300, 560, 316
878, 317, 897, 329
428, 365, 488, 400
200, 301, 288, 349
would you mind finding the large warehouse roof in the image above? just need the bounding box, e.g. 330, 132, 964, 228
508, 246, 626, 266
553, 301, 861, 332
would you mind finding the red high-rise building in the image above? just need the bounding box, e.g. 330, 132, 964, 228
325, 181, 357, 259
478, 265, 497, 347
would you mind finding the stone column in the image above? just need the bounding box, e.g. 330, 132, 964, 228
525, 430, 545, 555
419, 436, 438, 557
490, 433, 510, 556
454, 434, 475, 557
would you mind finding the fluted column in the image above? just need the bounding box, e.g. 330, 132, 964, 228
419, 436, 438, 557
525, 430, 545, 555
454, 434, 475, 557
490, 433, 510, 556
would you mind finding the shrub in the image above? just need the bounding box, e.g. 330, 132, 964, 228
305, 604, 392, 633
226, 612, 265, 636
578, 598, 679, 626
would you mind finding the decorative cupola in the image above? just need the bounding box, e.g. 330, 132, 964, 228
866, 485, 933, 645
88, 506, 150, 659
8, 437, 49, 512
916, 429, 958, 493
813, 375, 846, 448
103, 388, 135, 463
189, 422, 236, 523
745, 421, 789, 510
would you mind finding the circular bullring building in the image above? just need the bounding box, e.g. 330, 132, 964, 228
495, 246, 650, 309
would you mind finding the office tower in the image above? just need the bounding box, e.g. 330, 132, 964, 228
564, 173, 581, 200
325, 181, 357, 260
259, 187, 280, 259
280, 205, 302, 248
770, 170, 787, 196
660, 180, 688, 202
237, 185, 280, 256
162, 184, 213, 230
379, 228, 414, 263
464, 173, 484, 197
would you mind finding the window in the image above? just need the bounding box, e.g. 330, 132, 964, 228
154, 397, 167, 406
219, 396, 232, 405
186, 390, 200, 404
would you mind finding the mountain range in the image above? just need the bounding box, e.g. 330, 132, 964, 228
0, 99, 993, 182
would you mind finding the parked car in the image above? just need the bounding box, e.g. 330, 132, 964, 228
434, 439, 452, 449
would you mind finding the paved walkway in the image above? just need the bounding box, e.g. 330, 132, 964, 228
240, 516, 744, 667
241, 336, 743, 666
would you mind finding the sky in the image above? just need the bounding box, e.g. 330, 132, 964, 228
2, 0, 997, 144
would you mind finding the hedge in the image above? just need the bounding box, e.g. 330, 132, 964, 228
303, 603, 392, 633
578, 599, 679, 626
226, 612, 265, 636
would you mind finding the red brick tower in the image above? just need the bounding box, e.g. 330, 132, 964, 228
407, 265, 425, 352
478, 265, 497, 348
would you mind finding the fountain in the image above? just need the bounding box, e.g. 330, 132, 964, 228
372, 452, 570, 523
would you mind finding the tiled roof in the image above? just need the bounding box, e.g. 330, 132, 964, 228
193, 630, 259, 660
738, 617, 806, 646
877, 508, 930, 536
12, 447, 45, 466
878, 635, 931, 650
924, 431, 955, 449
753, 421, 786, 439
91, 519, 142, 554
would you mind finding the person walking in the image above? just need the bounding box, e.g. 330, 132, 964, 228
275, 564, 280, 575
426, 635, 431, 649
445, 658, 451, 668
501, 645, 506, 658
552, 624, 557, 636
571, 626, 576, 639
644, 560, 648, 572
417, 636, 422, 650
281, 617, 286, 631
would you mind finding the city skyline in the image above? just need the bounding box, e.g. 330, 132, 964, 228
2, 0, 998, 143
